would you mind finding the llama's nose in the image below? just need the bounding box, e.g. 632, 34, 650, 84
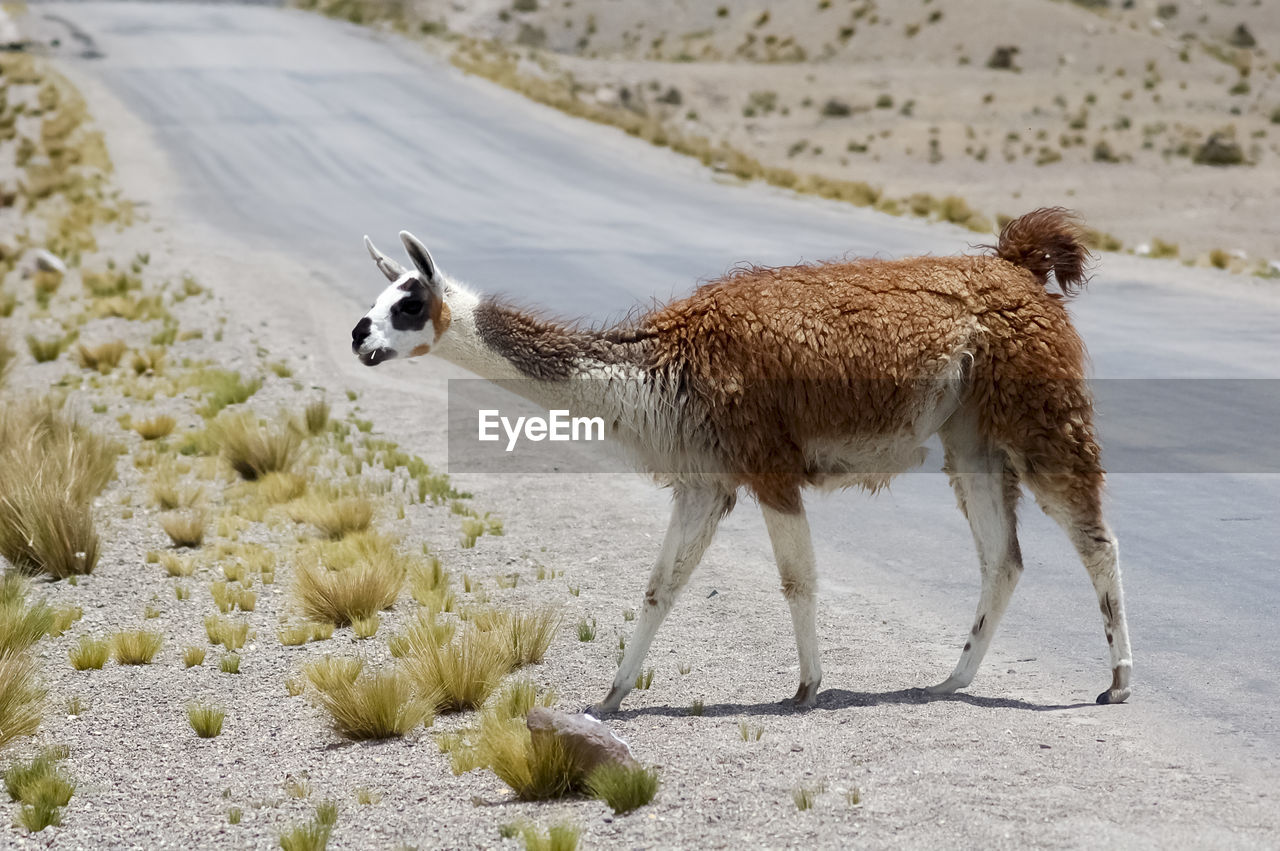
351, 317, 372, 351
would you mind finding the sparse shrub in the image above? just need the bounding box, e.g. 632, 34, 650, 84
314, 666, 431, 739
188, 702, 225, 737
161, 510, 206, 548
68, 635, 110, 670
214, 411, 301, 480
586, 762, 659, 814
1209, 248, 1231, 270
112, 630, 162, 664
1193, 132, 1245, 166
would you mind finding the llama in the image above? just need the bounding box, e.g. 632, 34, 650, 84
351, 208, 1132, 713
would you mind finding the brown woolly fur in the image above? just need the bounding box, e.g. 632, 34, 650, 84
989, 207, 1092, 295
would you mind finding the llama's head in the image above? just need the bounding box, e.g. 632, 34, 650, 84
351, 232, 452, 366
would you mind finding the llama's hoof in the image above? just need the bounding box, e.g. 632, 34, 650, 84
1095, 687, 1131, 705
790, 681, 820, 709
924, 677, 965, 696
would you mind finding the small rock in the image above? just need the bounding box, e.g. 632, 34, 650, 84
34, 249, 67, 274
528, 708, 636, 774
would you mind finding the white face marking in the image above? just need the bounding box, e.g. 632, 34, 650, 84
354, 273, 435, 365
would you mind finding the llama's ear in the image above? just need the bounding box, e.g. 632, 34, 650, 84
365, 235, 407, 282
399, 231, 438, 284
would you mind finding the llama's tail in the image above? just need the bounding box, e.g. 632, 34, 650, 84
994, 207, 1091, 296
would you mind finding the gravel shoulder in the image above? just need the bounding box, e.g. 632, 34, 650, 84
1, 14, 1278, 851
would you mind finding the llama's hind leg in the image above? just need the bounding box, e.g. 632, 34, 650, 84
927, 448, 1023, 695
587, 485, 734, 716
761, 503, 822, 708
1029, 476, 1132, 704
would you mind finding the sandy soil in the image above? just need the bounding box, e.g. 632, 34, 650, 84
402, 0, 1280, 270
2, 10, 1280, 851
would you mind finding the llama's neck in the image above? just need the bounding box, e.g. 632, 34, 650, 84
432, 288, 652, 412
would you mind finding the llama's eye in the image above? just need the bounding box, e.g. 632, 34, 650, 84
400, 300, 424, 316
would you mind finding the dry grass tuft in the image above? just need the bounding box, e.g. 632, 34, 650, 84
111, 629, 162, 665
518, 822, 581, 851
303, 654, 363, 693
204, 615, 249, 651
257, 471, 306, 504
151, 472, 203, 511
133, 414, 176, 440
466, 713, 587, 800
0, 401, 116, 577
193, 369, 262, 418
158, 552, 195, 577
292, 533, 407, 625
303, 399, 330, 435
0, 575, 53, 655
74, 340, 127, 373
289, 494, 373, 539
213, 411, 302, 480
0, 651, 45, 750
585, 762, 660, 814
187, 701, 225, 737
183, 646, 206, 668
313, 666, 432, 740
4, 748, 75, 833
161, 510, 206, 548
469, 607, 560, 668
67, 635, 110, 670
404, 624, 509, 713
25, 332, 75, 363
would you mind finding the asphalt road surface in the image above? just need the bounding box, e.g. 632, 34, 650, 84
41, 2, 1280, 769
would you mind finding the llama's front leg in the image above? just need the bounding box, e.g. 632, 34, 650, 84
761, 503, 822, 708
587, 486, 734, 716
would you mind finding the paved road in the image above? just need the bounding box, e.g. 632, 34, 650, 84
43, 3, 1280, 763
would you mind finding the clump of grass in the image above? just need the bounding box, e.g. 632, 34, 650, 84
486, 677, 555, 722
159, 552, 195, 577
465, 714, 588, 800
0, 333, 15, 388
388, 610, 456, 657
303, 655, 364, 693
351, 614, 379, 639
576, 618, 596, 642
219, 653, 241, 674
792, 780, 825, 811
183, 646, 206, 668
68, 635, 110, 670
205, 615, 249, 650
278, 818, 332, 851
4, 749, 75, 832
25, 332, 75, 363
303, 399, 330, 435
0, 576, 54, 654
214, 411, 301, 480
257, 471, 306, 504
292, 533, 407, 625
354, 787, 380, 805
194, 370, 262, 418
151, 472, 203, 511
738, 720, 764, 741
484, 608, 560, 668
133, 414, 176, 440
519, 822, 581, 851
585, 762, 659, 815
188, 701, 225, 737
112, 629, 162, 664
0, 652, 45, 750
228, 806, 242, 824
289, 494, 373, 539
130, 346, 167, 376
313, 666, 431, 739
161, 510, 206, 548
0, 401, 116, 577
47, 605, 83, 637
687, 699, 705, 716
75, 340, 127, 373
634, 668, 654, 690
404, 625, 509, 713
